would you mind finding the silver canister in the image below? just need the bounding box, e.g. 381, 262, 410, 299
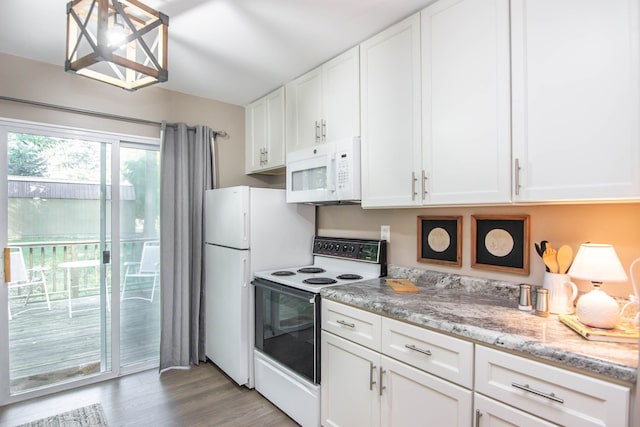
518, 284, 532, 311
535, 288, 549, 317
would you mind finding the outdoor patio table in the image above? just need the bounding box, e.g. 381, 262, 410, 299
58, 259, 101, 318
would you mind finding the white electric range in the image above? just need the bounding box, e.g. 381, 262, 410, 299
252, 236, 387, 427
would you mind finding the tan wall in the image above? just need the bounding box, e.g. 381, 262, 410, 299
318, 202, 640, 298
0, 53, 279, 189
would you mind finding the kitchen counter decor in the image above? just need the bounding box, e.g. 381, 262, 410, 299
320, 265, 638, 384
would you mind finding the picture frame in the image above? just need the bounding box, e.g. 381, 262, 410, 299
471, 215, 530, 275
417, 216, 462, 267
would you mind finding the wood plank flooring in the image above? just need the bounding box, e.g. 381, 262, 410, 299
9, 291, 160, 391
0, 362, 299, 427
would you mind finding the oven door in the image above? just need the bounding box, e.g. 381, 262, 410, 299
254, 277, 320, 384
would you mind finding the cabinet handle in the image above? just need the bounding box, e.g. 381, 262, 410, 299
379, 367, 386, 396
411, 172, 418, 200
315, 121, 321, 142
405, 344, 432, 356
421, 170, 428, 199
514, 158, 522, 196
369, 363, 377, 391
321, 119, 326, 142
511, 382, 565, 404
475, 409, 482, 427
336, 319, 355, 329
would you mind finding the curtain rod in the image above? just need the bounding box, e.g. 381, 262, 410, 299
0, 95, 228, 138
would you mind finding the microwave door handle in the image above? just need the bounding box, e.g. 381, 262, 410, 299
328, 154, 336, 192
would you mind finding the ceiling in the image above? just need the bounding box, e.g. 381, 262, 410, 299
0, 0, 436, 106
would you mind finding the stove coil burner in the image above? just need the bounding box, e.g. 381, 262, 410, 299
336, 274, 363, 280
302, 277, 338, 285
298, 267, 326, 274
272, 271, 295, 276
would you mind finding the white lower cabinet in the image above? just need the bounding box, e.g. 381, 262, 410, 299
321, 300, 472, 427
321, 331, 380, 427
474, 393, 556, 427
321, 301, 632, 427
380, 355, 472, 427
475, 345, 630, 427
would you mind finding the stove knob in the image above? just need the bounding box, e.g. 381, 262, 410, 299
342, 244, 348, 252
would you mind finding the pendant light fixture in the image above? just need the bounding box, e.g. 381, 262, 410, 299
66, 0, 168, 91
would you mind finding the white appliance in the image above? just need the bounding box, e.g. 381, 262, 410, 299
253, 237, 386, 427
204, 186, 315, 387
286, 137, 361, 204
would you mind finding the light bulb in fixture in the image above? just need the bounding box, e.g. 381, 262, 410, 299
108, 13, 126, 47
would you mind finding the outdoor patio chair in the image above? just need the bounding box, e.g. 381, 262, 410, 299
7, 247, 51, 320
121, 241, 160, 302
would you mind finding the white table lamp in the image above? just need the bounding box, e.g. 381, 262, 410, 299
568, 244, 628, 329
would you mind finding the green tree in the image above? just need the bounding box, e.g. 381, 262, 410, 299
7, 133, 59, 177
122, 151, 159, 238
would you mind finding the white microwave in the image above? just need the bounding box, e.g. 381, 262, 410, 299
286, 137, 361, 204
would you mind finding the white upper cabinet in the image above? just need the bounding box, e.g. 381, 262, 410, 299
286, 46, 360, 152
245, 87, 286, 174
511, 0, 640, 202
422, 0, 511, 205
360, 13, 422, 208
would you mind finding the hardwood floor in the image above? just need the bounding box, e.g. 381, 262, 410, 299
0, 362, 299, 427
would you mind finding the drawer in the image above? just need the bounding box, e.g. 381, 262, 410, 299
475, 345, 630, 427
381, 317, 473, 388
321, 299, 381, 351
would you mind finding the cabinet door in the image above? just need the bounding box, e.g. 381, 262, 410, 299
380, 355, 472, 427
511, 0, 640, 202
264, 87, 285, 169
286, 67, 323, 152
422, 0, 511, 204
474, 393, 556, 427
321, 331, 381, 427
360, 13, 422, 208
245, 97, 267, 173
324, 46, 360, 142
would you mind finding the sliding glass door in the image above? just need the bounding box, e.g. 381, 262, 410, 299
0, 119, 160, 403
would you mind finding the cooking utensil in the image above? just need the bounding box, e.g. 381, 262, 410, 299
543, 244, 559, 273
534, 243, 543, 257
556, 245, 573, 274
535, 241, 550, 272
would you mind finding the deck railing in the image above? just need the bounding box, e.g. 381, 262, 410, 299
9, 238, 156, 300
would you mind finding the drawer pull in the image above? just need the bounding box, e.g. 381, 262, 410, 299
511, 382, 565, 404
405, 344, 432, 356
336, 320, 355, 329
369, 363, 377, 391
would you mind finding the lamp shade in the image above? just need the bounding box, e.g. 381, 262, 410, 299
568, 244, 628, 283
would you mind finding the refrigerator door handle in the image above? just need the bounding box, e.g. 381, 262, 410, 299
243, 212, 248, 243
242, 258, 248, 287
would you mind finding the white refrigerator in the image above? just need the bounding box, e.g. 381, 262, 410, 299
204, 186, 315, 387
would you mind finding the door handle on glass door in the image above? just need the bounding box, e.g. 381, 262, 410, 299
3, 248, 10, 283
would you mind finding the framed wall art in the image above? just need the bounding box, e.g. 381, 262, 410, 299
417, 216, 462, 267
471, 214, 530, 275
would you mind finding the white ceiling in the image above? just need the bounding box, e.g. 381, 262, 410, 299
0, 0, 436, 106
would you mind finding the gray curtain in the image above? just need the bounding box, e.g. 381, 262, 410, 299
159, 122, 215, 370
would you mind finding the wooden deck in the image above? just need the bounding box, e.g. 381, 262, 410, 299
8, 289, 160, 393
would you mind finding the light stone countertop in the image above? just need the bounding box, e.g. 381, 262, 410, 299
320, 265, 638, 385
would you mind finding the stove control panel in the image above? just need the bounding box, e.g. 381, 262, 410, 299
312, 237, 387, 264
